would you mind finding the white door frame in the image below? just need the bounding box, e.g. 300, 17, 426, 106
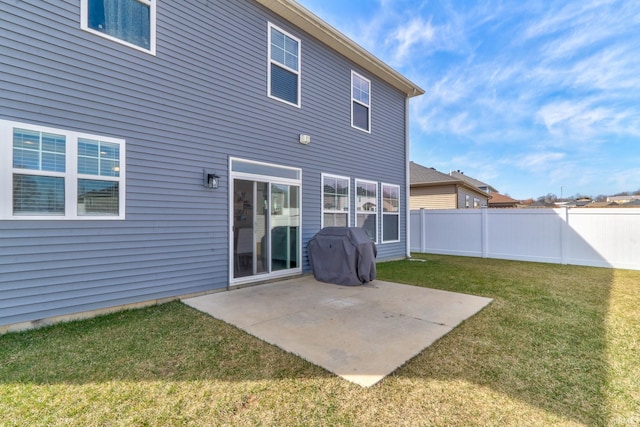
228, 157, 302, 287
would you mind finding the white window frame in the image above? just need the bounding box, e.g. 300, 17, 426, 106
267, 22, 302, 108
0, 119, 126, 220
80, 0, 157, 55
351, 71, 371, 133
355, 178, 378, 243
381, 183, 400, 243
321, 173, 350, 228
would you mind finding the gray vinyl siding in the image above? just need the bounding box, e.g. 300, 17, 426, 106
0, 0, 408, 326
457, 188, 488, 209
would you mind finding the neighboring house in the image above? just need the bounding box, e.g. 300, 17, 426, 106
561, 198, 593, 208
0, 0, 424, 330
607, 195, 640, 204
449, 170, 498, 194
529, 200, 558, 208
487, 193, 520, 208
587, 201, 619, 208
410, 162, 489, 209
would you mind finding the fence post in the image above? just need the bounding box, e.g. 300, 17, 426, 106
560, 207, 569, 265
420, 208, 426, 253
481, 207, 488, 258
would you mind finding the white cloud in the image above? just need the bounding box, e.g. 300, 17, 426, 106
390, 17, 435, 63
536, 98, 640, 139
514, 152, 566, 170
521, 0, 617, 41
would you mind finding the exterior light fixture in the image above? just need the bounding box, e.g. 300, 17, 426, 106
203, 169, 219, 189
299, 134, 311, 145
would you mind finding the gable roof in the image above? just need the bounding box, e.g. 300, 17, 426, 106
410, 162, 490, 199
488, 193, 519, 206
256, 0, 424, 98
449, 171, 498, 193
410, 162, 459, 185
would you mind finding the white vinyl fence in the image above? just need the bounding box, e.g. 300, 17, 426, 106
410, 208, 640, 270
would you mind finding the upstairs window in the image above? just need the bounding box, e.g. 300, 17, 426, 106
268, 23, 301, 107
351, 71, 371, 132
1, 120, 126, 220
81, 0, 156, 55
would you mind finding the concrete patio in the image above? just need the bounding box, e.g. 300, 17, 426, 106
183, 276, 492, 387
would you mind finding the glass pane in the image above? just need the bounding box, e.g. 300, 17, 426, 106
100, 142, 119, 159
233, 179, 255, 278
231, 159, 300, 180
271, 184, 299, 271
13, 129, 40, 149
88, 0, 151, 50
13, 149, 39, 170
284, 52, 298, 71
356, 182, 376, 212
336, 194, 349, 211
101, 159, 119, 177
284, 37, 298, 56
13, 128, 66, 172
383, 185, 399, 212
383, 215, 399, 242
271, 28, 298, 71
271, 64, 298, 104
352, 74, 370, 105
353, 102, 369, 130
41, 133, 66, 153
323, 194, 336, 210
78, 139, 99, 157
41, 152, 66, 172
13, 174, 65, 215
271, 45, 285, 65
255, 182, 269, 275
357, 213, 376, 241
77, 179, 119, 216
324, 177, 349, 213
78, 157, 99, 175
271, 28, 285, 49
324, 213, 348, 227
78, 138, 120, 177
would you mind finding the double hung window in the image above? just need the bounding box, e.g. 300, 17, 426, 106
1, 120, 125, 220
81, 0, 156, 54
12, 129, 66, 215
355, 179, 377, 242
268, 23, 301, 107
322, 174, 350, 227
351, 71, 371, 132
381, 183, 400, 242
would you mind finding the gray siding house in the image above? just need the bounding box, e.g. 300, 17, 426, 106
0, 0, 423, 331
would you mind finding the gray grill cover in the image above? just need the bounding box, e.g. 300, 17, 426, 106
307, 227, 377, 286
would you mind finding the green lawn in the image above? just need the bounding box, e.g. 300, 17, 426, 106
1, 255, 638, 426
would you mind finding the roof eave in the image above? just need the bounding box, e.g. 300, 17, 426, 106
411, 180, 459, 187
255, 0, 425, 98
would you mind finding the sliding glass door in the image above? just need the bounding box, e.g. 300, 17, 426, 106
230, 159, 301, 283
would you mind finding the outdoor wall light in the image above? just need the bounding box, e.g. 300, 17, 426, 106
299, 134, 311, 145
203, 169, 220, 189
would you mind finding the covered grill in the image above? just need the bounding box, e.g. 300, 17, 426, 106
307, 227, 377, 286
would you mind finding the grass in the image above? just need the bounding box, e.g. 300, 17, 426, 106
1, 254, 638, 426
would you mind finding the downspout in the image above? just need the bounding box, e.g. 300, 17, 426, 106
405, 94, 411, 258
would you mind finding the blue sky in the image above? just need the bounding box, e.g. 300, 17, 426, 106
297, 0, 640, 200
